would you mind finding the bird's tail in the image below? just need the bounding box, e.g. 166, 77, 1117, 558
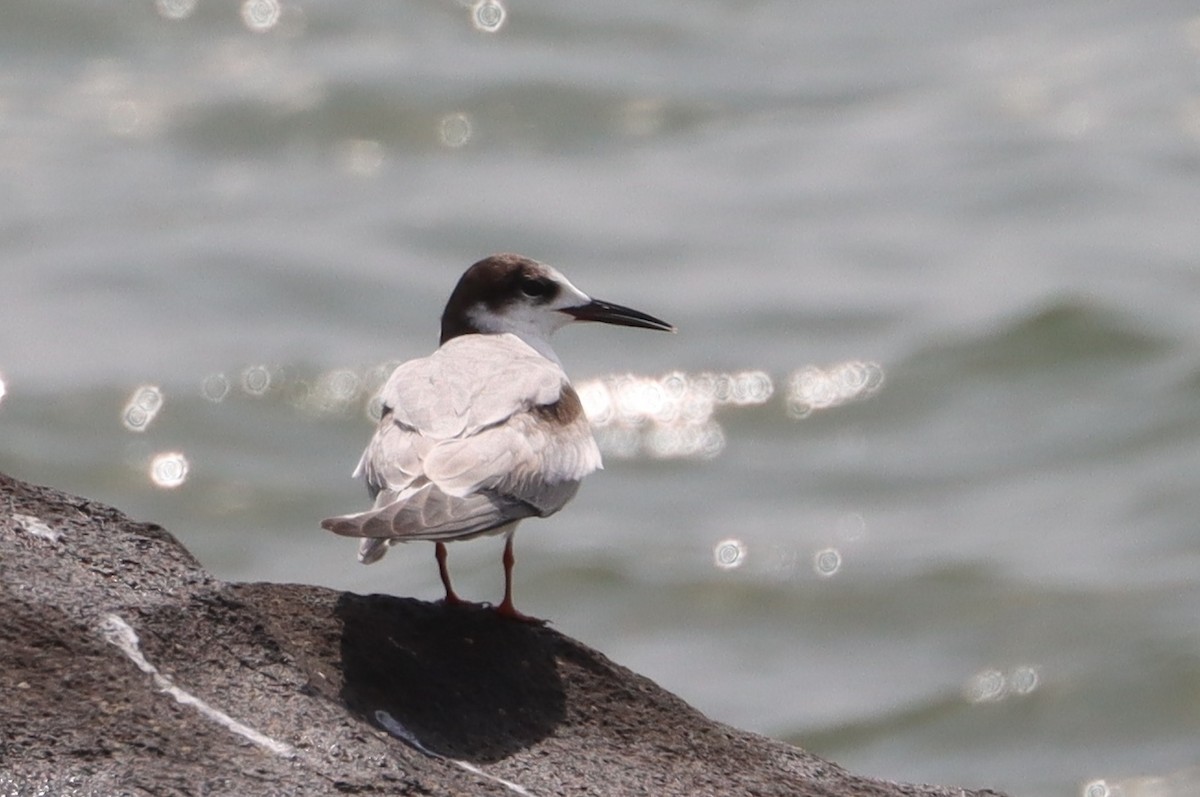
356, 537, 391, 564
320, 483, 533, 547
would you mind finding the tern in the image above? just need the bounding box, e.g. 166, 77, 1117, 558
321, 253, 674, 621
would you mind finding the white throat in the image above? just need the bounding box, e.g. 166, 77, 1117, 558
466, 304, 566, 365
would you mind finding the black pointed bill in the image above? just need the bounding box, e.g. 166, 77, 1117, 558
564, 298, 675, 332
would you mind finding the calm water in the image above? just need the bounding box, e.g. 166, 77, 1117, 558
4, 1, 1200, 794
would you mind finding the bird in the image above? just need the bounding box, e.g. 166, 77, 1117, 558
321, 253, 674, 622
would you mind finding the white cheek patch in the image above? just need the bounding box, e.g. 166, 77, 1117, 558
465, 303, 568, 365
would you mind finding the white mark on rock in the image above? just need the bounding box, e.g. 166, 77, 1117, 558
375, 710, 533, 796
374, 709, 437, 756
99, 614, 297, 759
14, 513, 62, 543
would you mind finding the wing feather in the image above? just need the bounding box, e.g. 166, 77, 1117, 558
381, 334, 564, 438
321, 333, 603, 558
323, 484, 535, 542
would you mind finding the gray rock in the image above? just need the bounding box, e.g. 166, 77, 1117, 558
0, 472, 1005, 797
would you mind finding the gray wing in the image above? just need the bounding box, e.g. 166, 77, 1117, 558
381, 334, 566, 440
322, 483, 541, 542
321, 334, 601, 552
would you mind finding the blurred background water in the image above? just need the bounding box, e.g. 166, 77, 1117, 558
3, 1, 1200, 794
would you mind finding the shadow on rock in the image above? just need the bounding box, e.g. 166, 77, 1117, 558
335, 593, 566, 763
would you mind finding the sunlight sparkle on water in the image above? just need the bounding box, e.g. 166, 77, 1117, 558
365, 394, 386, 422
965, 669, 1006, 703
1083, 781, 1111, 797
338, 362, 867, 460
0, 373, 6, 408
812, 547, 842, 577
202, 373, 231, 403
241, 365, 272, 396
1008, 664, 1040, 695
122, 385, 164, 432
577, 380, 614, 425
575, 370, 773, 461
471, 0, 506, 32
714, 538, 747, 570
965, 665, 1040, 704
644, 420, 725, 460
616, 376, 671, 422
155, 0, 197, 20
786, 360, 884, 419
439, 113, 473, 148
241, 0, 281, 32
150, 452, 189, 489
301, 369, 363, 415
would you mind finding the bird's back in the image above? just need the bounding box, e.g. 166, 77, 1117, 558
322, 333, 602, 548
379, 334, 568, 440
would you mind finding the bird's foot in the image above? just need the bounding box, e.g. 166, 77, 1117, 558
439, 593, 489, 611
494, 598, 547, 625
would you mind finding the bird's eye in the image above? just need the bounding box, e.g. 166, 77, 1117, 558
519, 277, 551, 298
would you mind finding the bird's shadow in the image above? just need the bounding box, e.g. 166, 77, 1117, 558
333, 593, 566, 763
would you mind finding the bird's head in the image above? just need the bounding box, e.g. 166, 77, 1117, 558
440, 254, 675, 356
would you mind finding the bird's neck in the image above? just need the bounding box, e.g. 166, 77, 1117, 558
441, 314, 564, 366
510, 331, 563, 366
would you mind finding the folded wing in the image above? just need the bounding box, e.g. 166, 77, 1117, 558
321, 334, 602, 554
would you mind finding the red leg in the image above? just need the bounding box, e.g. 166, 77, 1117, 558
436, 542, 470, 607
494, 534, 544, 624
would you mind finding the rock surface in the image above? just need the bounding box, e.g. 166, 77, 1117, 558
0, 472, 1004, 797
